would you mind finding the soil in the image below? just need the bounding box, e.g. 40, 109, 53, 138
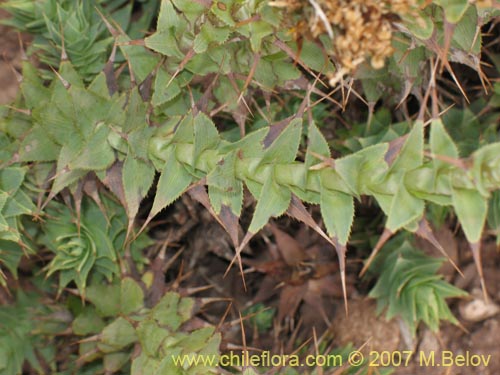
1, 7, 499, 375
0, 9, 23, 105
173, 201, 500, 375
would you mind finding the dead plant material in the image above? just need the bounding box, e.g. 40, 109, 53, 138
271, 0, 420, 82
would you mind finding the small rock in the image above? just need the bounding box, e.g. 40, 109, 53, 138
459, 295, 500, 322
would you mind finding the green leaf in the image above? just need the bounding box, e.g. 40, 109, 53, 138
136, 319, 170, 357
210, 1, 235, 26
451, 187, 487, 243
402, 10, 434, 40
148, 146, 193, 220
157, 0, 181, 32
72, 307, 105, 336
207, 151, 243, 215
99, 317, 137, 351
0, 240, 23, 279
144, 0, 184, 59
172, 0, 208, 18
172, 113, 195, 144
320, 188, 354, 245
305, 121, 330, 170
182, 327, 216, 352
487, 191, 500, 244
86, 282, 121, 317
120, 277, 144, 315
336, 143, 388, 196
430, 118, 459, 181
452, 6, 481, 53
0, 167, 25, 194
430, 119, 458, 159
435, 0, 470, 23
152, 68, 182, 106
471, 142, 500, 197
261, 118, 302, 164
19, 61, 48, 108
193, 113, 220, 162
294, 39, 334, 72
152, 292, 194, 330
248, 168, 291, 234
389, 121, 424, 172
369, 238, 466, 336
193, 22, 230, 54
385, 174, 425, 232
119, 34, 161, 81
69, 123, 115, 171
104, 352, 130, 373
123, 156, 155, 222
18, 125, 60, 162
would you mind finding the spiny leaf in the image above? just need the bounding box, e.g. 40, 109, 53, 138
435, 0, 470, 23
319, 188, 354, 246
305, 121, 331, 169
430, 118, 459, 159
69, 123, 115, 171
415, 218, 463, 277
248, 168, 291, 234
194, 112, 220, 162
388, 120, 424, 172
451, 187, 487, 243
430, 118, 460, 180
469, 241, 488, 302
336, 143, 388, 196
227, 168, 292, 288
386, 174, 425, 232
261, 118, 302, 164
286, 194, 333, 246
188, 183, 240, 247
146, 146, 193, 224
208, 180, 243, 219
122, 155, 155, 237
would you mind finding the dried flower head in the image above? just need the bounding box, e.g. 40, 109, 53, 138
270, 0, 418, 84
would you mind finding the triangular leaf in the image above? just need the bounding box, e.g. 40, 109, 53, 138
248, 168, 291, 234
320, 188, 354, 246
261, 118, 302, 164
452, 187, 487, 243
194, 112, 220, 162
148, 147, 193, 221
386, 174, 425, 232
122, 155, 155, 223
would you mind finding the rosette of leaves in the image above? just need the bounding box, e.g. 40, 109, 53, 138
40, 195, 152, 295
70, 277, 221, 374
368, 237, 467, 335
1, 0, 158, 80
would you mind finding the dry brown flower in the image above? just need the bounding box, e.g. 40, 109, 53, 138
270, 0, 418, 84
